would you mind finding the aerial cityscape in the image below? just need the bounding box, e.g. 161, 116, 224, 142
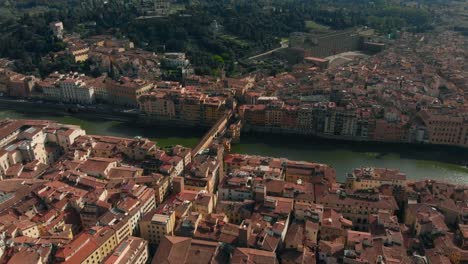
0, 0, 467, 263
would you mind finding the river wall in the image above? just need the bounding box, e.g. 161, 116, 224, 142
240, 124, 468, 154
3, 97, 468, 156
243, 124, 370, 141
0, 98, 137, 122
0, 98, 217, 137
137, 114, 214, 129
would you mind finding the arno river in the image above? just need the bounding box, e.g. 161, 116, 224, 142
2, 109, 468, 184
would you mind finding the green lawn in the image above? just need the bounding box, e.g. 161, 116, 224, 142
0, 8, 15, 22
170, 4, 186, 12
219, 34, 250, 48
305, 20, 330, 31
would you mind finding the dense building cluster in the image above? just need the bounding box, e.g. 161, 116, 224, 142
0, 119, 467, 263
238, 31, 468, 148
0, 34, 192, 107
1, 30, 467, 149
0, 23, 467, 264
138, 86, 232, 126
0, 0, 467, 262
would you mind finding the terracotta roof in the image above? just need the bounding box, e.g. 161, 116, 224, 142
103, 236, 148, 264
346, 230, 372, 246
152, 235, 192, 264
78, 157, 117, 176
319, 239, 344, 255
108, 166, 141, 179
284, 222, 303, 248
231, 248, 277, 264
7, 248, 42, 264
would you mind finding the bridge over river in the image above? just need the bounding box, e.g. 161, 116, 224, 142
192, 110, 233, 158
1, 105, 468, 184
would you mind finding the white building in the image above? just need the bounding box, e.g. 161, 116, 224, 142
50, 21, 64, 39
58, 75, 95, 104
162, 53, 189, 68
37, 78, 60, 101
218, 171, 254, 201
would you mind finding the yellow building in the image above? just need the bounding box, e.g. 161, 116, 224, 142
103, 236, 148, 264
139, 211, 176, 245
153, 174, 171, 206
107, 78, 153, 107
17, 220, 40, 238
111, 215, 133, 244
346, 167, 406, 191
70, 46, 90, 62
55, 226, 119, 264
83, 229, 118, 264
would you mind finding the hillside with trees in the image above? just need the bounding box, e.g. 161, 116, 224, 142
0, 0, 436, 76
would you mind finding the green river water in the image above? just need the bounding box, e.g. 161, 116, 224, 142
2, 109, 468, 184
